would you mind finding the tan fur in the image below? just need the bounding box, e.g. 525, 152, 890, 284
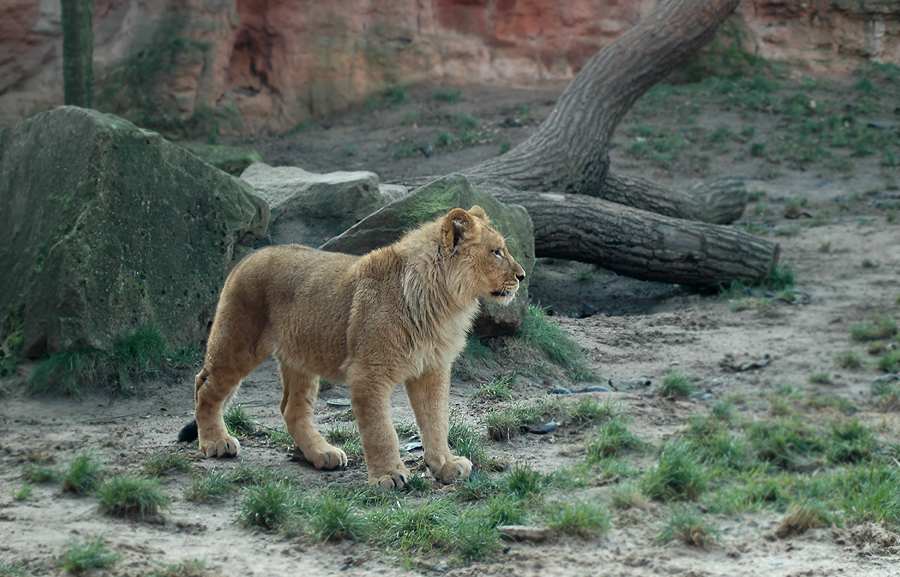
193, 206, 526, 490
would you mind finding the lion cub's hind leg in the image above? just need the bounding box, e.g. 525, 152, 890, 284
279, 362, 348, 470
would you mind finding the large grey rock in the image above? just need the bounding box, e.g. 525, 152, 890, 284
0, 106, 269, 357
241, 163, 405, 247
323, 174, 534, 337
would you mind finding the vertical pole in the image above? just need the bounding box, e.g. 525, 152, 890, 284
61, 0, 94, 108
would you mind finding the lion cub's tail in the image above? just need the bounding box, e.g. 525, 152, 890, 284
178, 420, 199, 443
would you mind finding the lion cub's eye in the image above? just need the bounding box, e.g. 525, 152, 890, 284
492, 248, 504, 258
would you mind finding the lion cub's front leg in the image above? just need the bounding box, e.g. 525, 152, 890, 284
348, 370, 410, 490
405, 369, 473, 483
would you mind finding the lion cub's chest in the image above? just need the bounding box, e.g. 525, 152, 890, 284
404, 305, 476, 378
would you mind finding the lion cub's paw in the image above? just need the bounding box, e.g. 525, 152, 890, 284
309, 446, 349, 470
371, 465, 411, 491
200, 436, 241, 458
432, 456, 473, 483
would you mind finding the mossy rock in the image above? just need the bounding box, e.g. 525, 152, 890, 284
322, 174, 535, 336
0, 106, 269, 356
180, 143, 263, 176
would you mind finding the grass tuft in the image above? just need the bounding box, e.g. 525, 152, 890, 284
142, 453, 192, 477
642, 440, 707, 501
184, 469, 233, 502
470, 373, 516, 402
308, 493, 372, 542
514, 305, 595, 381
95, 474, 170, 518
775, 502, 834, 537
62, 454, 105, 495
544, 500, 610, 538
654, 507, 720, 547
586, 413, 643, 461
658, 371, 696, 399
237, 479, 297, 531
224, 403, 257, 437
58, 536, 119, 573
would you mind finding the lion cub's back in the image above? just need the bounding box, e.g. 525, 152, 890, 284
229, 244, 361, 375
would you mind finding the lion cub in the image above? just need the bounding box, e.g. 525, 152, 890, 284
187, 205, 525, 490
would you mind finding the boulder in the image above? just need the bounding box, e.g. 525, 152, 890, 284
179, 143, 263, 176
240, 162, 405, 247
0, 106, 269, 357
322, 174, 535, 337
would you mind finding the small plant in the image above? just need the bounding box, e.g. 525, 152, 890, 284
834, 350, 864, 369
470, 373, 516, 402
504, 462, 552, 498
569, 396, 615, 425
658, 371, 696, 399
654, 507, 720, 547
142, 453, 192, 476
586, 413, 643, 461
237, 479, 297, 531
62, 454, 105, 495
876, 349, 900, 373
610, 482, 649, 510
308, 492, 371, 542
184, 468, 233, 502
499, 140, 512, 155
484, 494, 527, 527
96, 474, 170, 518
22, 462, 60, 484
828, 419, 877, 464
750, 141, 766, 157
642, 440, 707, 501
861, 258, 879, 268
515, 305, 595, 381
452, 113, 479, 130
344, 143, 359, 156
13, 484, 33, 501
808, 371, 831, 384
851, 314, 898, 341
383, 86, 409, 107
449, 414, 494, 470
58, 536, 119, 573
544, 500, 610, 538
432, 89, 461, 102
224, 403, 257, 437
775, 502, 834, 537
435, 131, 454, 148
0, 557, 28, 577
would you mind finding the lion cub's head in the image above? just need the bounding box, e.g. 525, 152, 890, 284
441, 205, 525, 306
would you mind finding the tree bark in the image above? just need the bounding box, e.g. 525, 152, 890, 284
61, 0, 94, 108
396, 0, 779, 286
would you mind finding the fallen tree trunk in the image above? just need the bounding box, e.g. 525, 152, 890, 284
473, 179, 779, 287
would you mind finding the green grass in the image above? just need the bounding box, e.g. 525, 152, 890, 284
470, 373, 516, 402
642, 440, 708, 501
504, 462, 554, 498
142, 453, 193, 476
851, 314, 897, 341
876, 349, 900, 373
308, 492, 372, 542
95, 474, 170, 518
13, 485, 33, 501
0, 557, 28, 577
58, 536, 119, 573
808, 371, 832, 384
22, 462, 60, 484
514, 305, 595, 381
224, 403, 257, 437
654, 507, 720, 547
432, 90, 461, 103
543, 499, 610, 538
658, 370, 696, 399
62, 454, 105, 495
184, 468, 233, 502
448, 414, 495, 470
834, 350, 864, 369
237, 478, 298, 531
27, 326, 197, 397
586, 413, 644, 461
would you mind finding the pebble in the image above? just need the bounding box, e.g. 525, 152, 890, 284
403, 441, 423, 452
325, 398, 352, 407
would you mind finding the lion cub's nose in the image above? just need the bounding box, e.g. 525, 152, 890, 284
516, 272, 525, 281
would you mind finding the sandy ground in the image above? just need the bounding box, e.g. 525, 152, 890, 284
2, 80, 900, 576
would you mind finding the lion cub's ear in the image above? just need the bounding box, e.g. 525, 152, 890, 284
468, 205, 488, 220
442, 208, 478, 251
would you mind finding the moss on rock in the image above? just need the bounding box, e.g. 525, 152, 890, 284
0, 106, 268, 356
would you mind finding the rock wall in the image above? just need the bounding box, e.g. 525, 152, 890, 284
1, 0, 898, 134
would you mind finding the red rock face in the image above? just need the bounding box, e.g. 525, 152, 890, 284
0, 0, 897, 133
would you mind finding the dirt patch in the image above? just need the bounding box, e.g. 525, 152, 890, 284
2, 72, 900, 576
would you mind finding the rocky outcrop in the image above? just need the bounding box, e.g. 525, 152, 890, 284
240, 162, 405, 247
323, 174, 535, 337
0, 106, 268, 357
1, 0, 898, 134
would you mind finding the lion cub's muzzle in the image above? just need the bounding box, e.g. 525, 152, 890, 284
491, 270, 525, 303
